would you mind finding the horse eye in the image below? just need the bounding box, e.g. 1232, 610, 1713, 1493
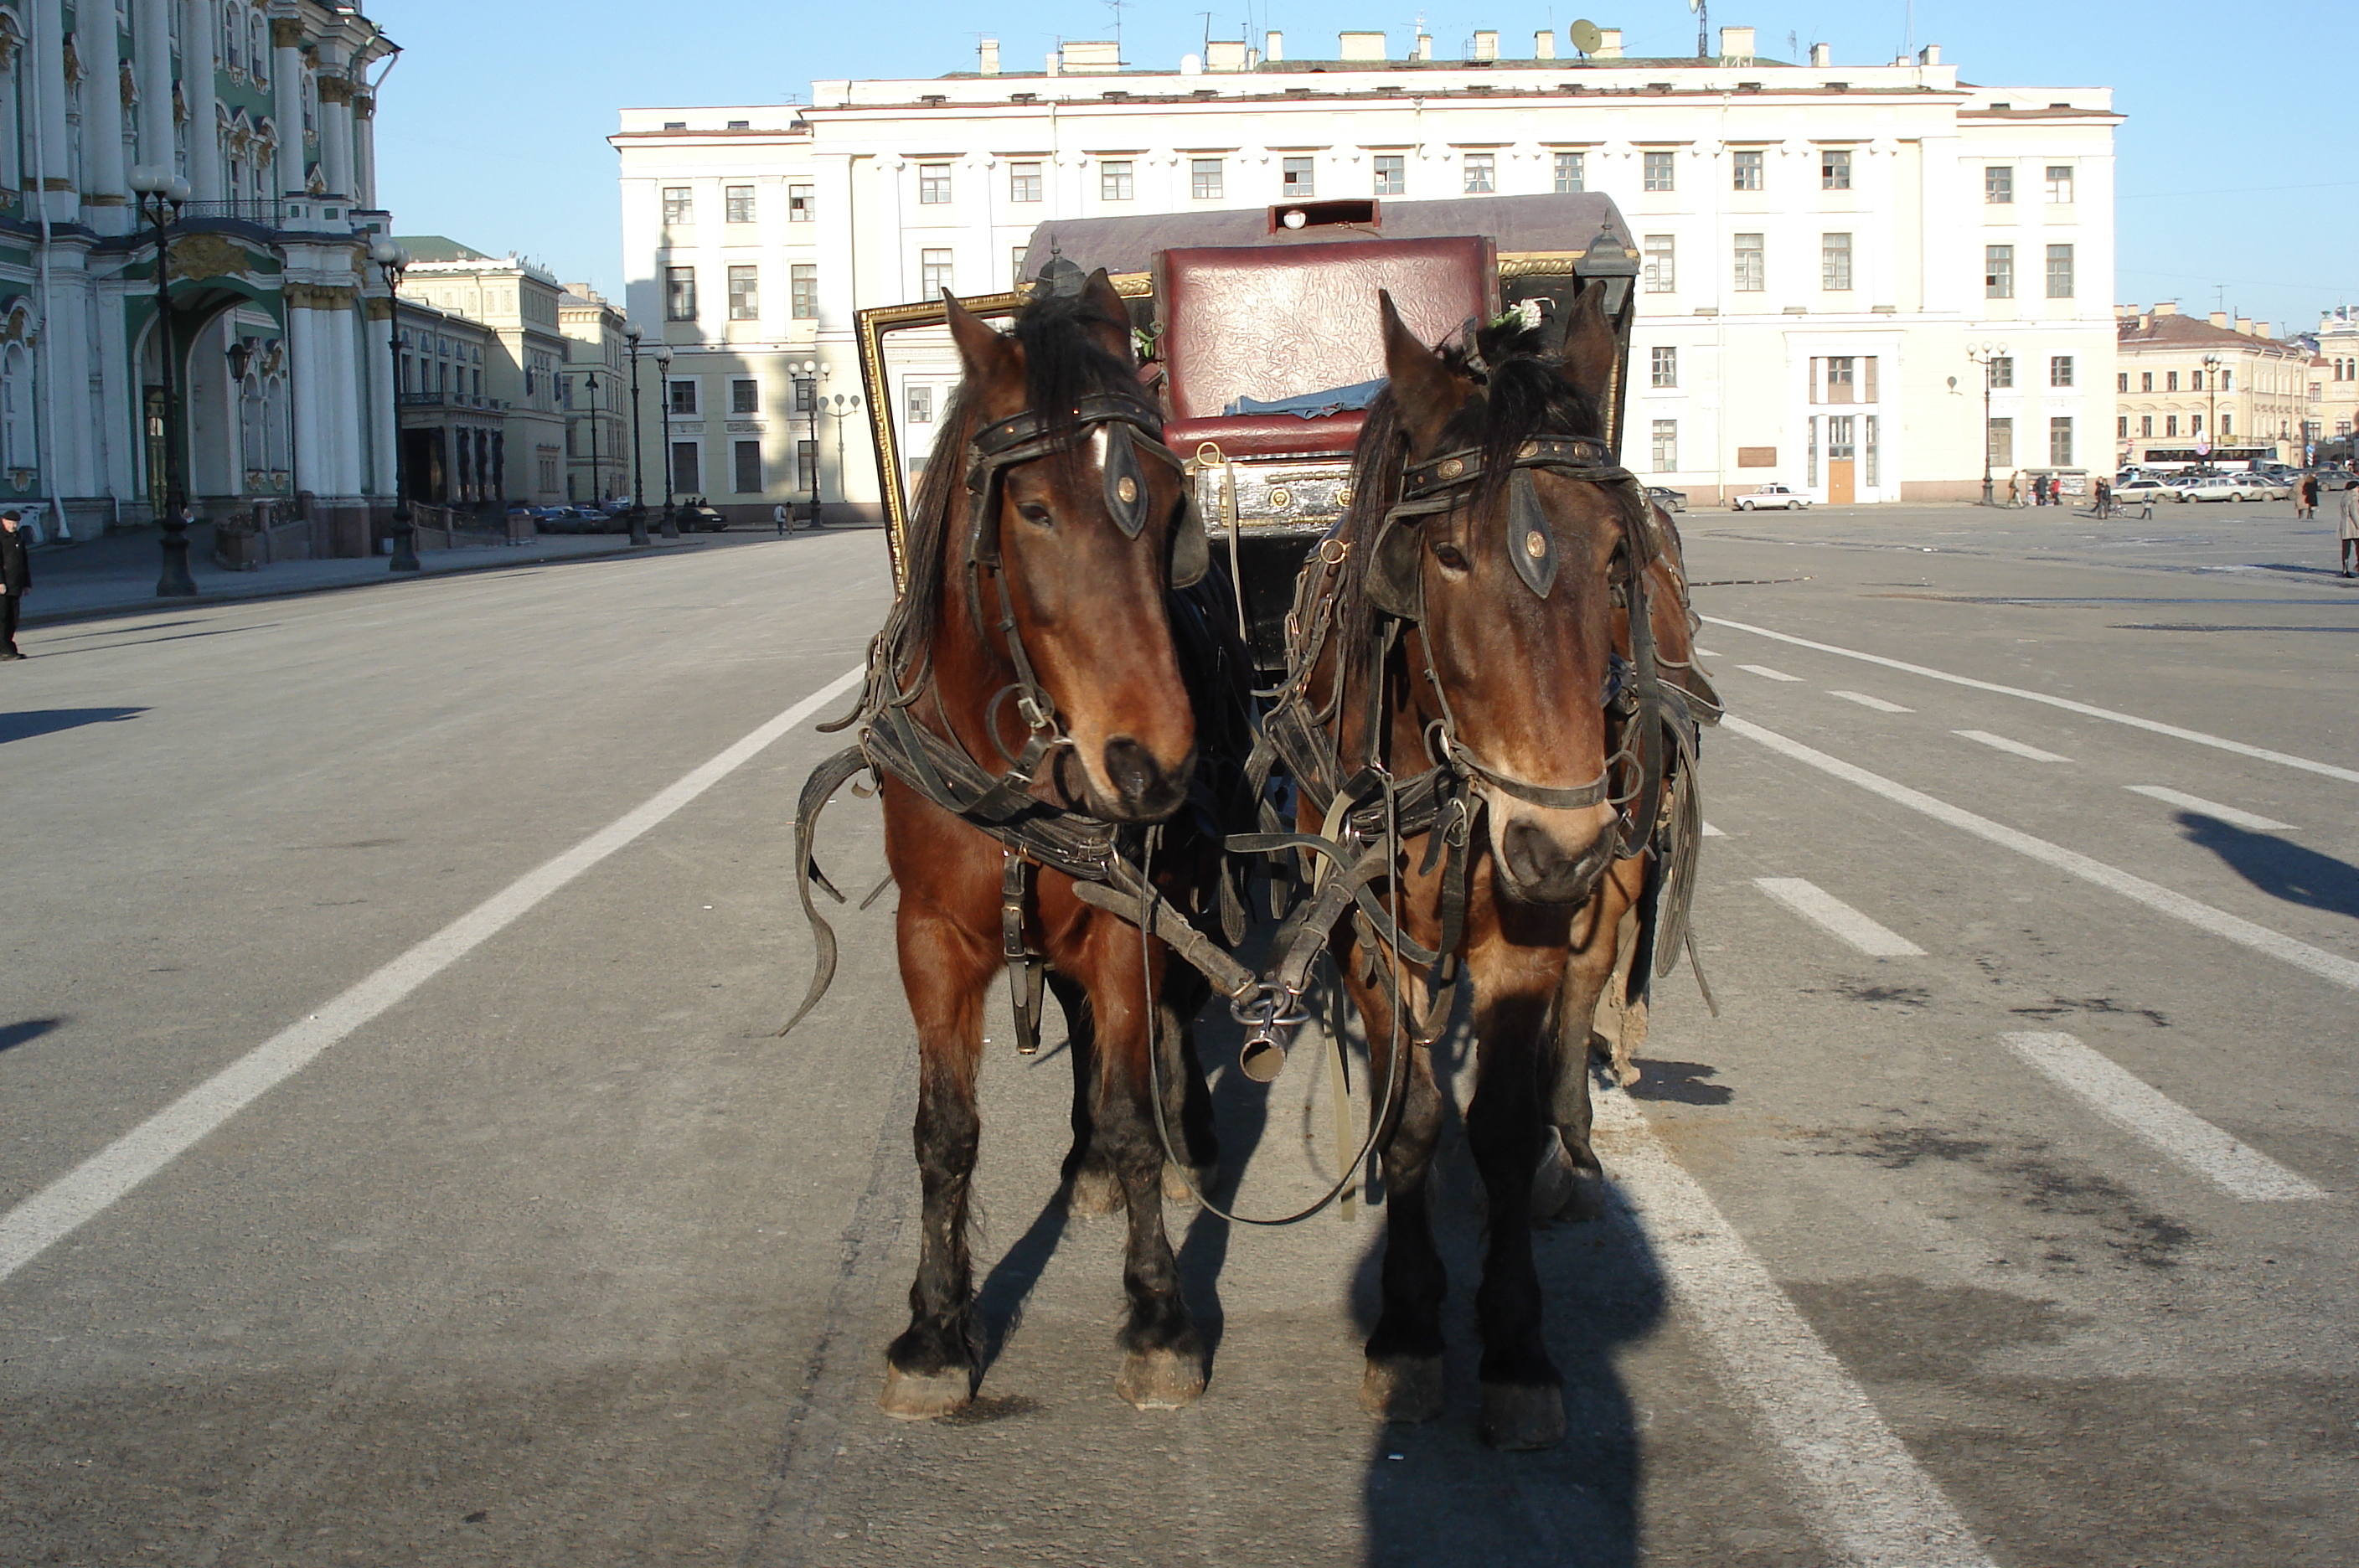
1432, 542, 1470, 572
1016, 502, 1053, 528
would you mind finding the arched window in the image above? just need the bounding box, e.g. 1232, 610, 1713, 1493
220, 0, 240, 69
239, 373, 264, 482
250, 14, 267, 84
0, 342, 34, 470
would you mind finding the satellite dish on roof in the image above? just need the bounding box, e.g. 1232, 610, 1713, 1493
1568, 18, 1602, 55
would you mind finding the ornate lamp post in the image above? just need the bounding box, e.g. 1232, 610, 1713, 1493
130, 166, 196, 596
792, 357, 823, 524
2202, 353, 2222, 467
653, 342, 678, 539
1967, 340, 2008, 506
828, 391, 862, 522
368, 236, 420, 572
622, 322, 650, 548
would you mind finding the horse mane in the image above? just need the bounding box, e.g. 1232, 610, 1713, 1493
884, 286, 1143, 691
1330, 315, 1608, 656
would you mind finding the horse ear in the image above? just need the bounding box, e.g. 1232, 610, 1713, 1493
1078, 267, 1137, 365
1556, 279, 1618, 399
1381, 290, 1463, 448
945, 289, 1016, 386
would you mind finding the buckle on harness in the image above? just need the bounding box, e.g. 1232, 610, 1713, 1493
1231, 985, 1312, 1084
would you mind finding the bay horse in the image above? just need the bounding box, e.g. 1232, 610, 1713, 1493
839, 271, 1240, 1418
1271, 282, 1711, 1449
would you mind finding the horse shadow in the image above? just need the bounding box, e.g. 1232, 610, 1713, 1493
2176, 810, 2359, 921
0, 1017, 65, 1055
0, 707, 145, 745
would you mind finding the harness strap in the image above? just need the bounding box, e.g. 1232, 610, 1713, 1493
779, 744, 875, 1037
1001, 850, 1046, 1055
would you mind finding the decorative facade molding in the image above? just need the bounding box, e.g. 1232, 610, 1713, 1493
168, 233, 256, 281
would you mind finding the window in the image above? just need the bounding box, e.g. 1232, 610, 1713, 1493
1821, 233, 1852, 291
1732, 149, 1762, 191
662, 186, 693, 225
1987, 416, 2013, 469
1643, 151, 1675, 192
734, 441, 762, 494
668, 379, 698, 415
2140, 371, 2153, 392
1732, 233, 1763, 292
1009, 161, 1042, 203
1821, 149, 1852, 190
1650, 346, 1677, 389
2045, 245, 2074, 298
790, 264, 817, 319
671, 441, 699, 494
2049, 417, 2073, 467
2165, 414, 2179, 437
1282, 157, 1315, 198
1643, 235, 1675, 294
907, 384, 932, 424
1985, 245, 2013, 299
725, 185, 756, 224
797, 438, 818, 487
1990, 355, 2014, 389
2118, 415, 2129, 440
788, 183, 814, 221
2221, 412, 2233, 437
2221, 369, 2233, 392
1985, 165, 2013, 204
1827, 415, 1856, 461
730, 379, 759, 415
918, 163, 952, 204
727, 265, 758, 321
1865, 415, 1880, 487
921, 248, 953, 295
1463, 153, 1495, 193
2140, 414, 2152, 437
2049, 355, 2073, 388
2189, 414, 2203, 436
2117, 372, 2129, 392
1825, 357, 1856, 403
1650, 420, 1677, 472
1554, 151, 1585, 193
1012, 246, 1029, 286
1373, 154, 1405, 195
665, 266, 697, 321
1101, 159, 1134, 201
2045, 165, 2074, 204
792, 378, 815, 414
2166, 370, 2179, 392
1190, 158, 1224, 200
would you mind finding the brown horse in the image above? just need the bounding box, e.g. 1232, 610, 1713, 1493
1279, 284, 1708, 1449
860, 272, 1234, 1418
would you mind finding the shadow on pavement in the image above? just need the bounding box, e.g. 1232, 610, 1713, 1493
0, 1017, 64, 1054
2177, 810, 2359, 921
0, 707, 146, 745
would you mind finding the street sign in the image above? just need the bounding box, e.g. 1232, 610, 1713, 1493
2195, 437, 2212, 456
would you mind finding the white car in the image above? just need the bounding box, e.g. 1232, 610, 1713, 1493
2182, 472, 2260, 503
2235, 472, 2291, 501
2112, 476, 2183, 506
1733, 483, 1810, 511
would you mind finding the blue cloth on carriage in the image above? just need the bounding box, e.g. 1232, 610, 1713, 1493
1221, 378, 1387, 420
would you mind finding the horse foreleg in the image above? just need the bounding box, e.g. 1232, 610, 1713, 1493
1346, 950, 1450, 1423
1536, 859, 1645, 1225
1050, 972, 1124, 1216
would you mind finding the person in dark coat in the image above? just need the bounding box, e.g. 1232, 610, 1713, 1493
0, 508, 30, 659
2298, 473, 2319, 520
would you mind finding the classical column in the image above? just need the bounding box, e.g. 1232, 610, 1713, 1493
350, 90, 376, 209
31, 0, 74, 222
364, 295, 395, 493
80, 0, 128, 210
271, 19, 305, 195
286, 287, 325, 491
316, 75, 352, 197
134, 0, 172, 171
178, 0, 221, 199
41, 249, 97, 496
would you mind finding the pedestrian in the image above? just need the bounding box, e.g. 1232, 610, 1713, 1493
774, 500, 792, 537
2341, 483, 2359, 578
2007, 471, 2021, 508
2094, 477, 2111, 518
0, 507, 29, 660
2299, 473, 2319, 520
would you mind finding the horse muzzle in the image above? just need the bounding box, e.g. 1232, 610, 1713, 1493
1494, 807, 1617, 906
1090, 735, 1196, 823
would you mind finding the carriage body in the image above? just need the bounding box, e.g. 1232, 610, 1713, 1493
854, 193, 1639, 675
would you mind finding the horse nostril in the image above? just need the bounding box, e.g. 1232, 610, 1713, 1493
1500, 817, 1612, 905
1102, 735, 1188, 818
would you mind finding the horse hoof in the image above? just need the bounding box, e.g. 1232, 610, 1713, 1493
1161, 1161, 1213, 1206
1477, 1382, 1567, 1451
1116, 1348, 1207, 1410
1531, 1148, 1607, 1226
1067, 1167, 1124, 1216
879, 1364, 973, 1421
1360, 1354, 1446, 1422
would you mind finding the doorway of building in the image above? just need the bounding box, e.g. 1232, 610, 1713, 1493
1827, 415, 1857, 503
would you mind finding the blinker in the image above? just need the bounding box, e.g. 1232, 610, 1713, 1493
1506, 469, 1558, 599
1102, 421, 1149, 539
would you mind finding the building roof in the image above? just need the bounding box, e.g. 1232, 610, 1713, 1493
2116, 308, 2300, 356
396, 235, 494, 263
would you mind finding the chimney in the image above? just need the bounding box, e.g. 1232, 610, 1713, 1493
2138, 312, 2152, 333
1593, 28, 1622, 58
1265, 30, 1283, 61
1719, 25, 1754, 59
1412, 32, 1432, 60
1340, 30, 1387, 61
1809, 41, 1830, 66
978, 37, 999, 75
1206, 39, 1247, 70
2256, 322, 2272, 339
2209, 310, 2229, 328
1534, 29, 1556, 59
1472, 30, 1499, 60
1918, 44, 1941, 64
2153, 302, 2176, 316
1045, 49, 1059, 75
1061, 39, 1121, 73
2235, 317, 2253, 336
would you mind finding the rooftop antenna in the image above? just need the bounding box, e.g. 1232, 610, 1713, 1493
1688, 0, 1707, 59
1103, 0, 1130, 63
1197, 10, 1213, 53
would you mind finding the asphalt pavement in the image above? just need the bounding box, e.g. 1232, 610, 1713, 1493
0, 501, 2351, 1566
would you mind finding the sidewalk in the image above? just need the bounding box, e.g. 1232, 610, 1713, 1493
17, 523, 757, 626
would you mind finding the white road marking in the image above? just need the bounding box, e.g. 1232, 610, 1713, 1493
0, 663, 869, 1285
1595, 1090, 1999, 1568
1754, 877, 1926, 957
2003, 1033, 2327, 1201
2123, 785, 2294, 832
1696, 647, 1724, 658
1726, 714, 2359, 992
1830, 689, 1912, 714
1705, 615, 2359, 786
1702, 821, 1727, 837
1954, 729, 2071, 763
1739, 663, 1804, 683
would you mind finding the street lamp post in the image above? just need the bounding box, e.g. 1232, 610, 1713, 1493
622, 322, 650, 548
828, 391, 862, 521
1967, 340, 2008, 507
653, 343, 678, 539
2202, 353, 2222, 467
792, 358, 823, 525
368, 236, 419, 572
131, 167, 195, 596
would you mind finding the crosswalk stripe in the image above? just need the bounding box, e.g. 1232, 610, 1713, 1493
1754, 877, 1925, 956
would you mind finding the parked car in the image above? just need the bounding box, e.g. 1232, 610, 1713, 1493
2181, 472, 2259, 503
2237, 472, 2290, 501
1732, 483, 1809, 511
2112, 476, 2181, 506
679, 502, 729, 532
1646, 485, 1687, 513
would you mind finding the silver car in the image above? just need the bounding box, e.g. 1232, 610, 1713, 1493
1733, 483, 1810, 511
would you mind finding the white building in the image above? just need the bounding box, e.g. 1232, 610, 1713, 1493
616, 23, 2119, 515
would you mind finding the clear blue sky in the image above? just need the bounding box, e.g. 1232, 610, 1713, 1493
374, 0, 2355, 335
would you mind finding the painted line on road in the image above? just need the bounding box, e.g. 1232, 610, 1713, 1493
1704, 615, 2359, 786
1696, 647, 1724, 658
1595, 1089, 1999, 1568
1738, 663, 1804, 683
1755, 877, 1925, 957
1830, 689, 1912, 714
0, 663, 869, 1286
1725, 714, 2359, 993
2003, 1033, 2326, 1201
2124, 785, 2294, 832
1954, 729, 2071, 763
1701, 820, 1727, 838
